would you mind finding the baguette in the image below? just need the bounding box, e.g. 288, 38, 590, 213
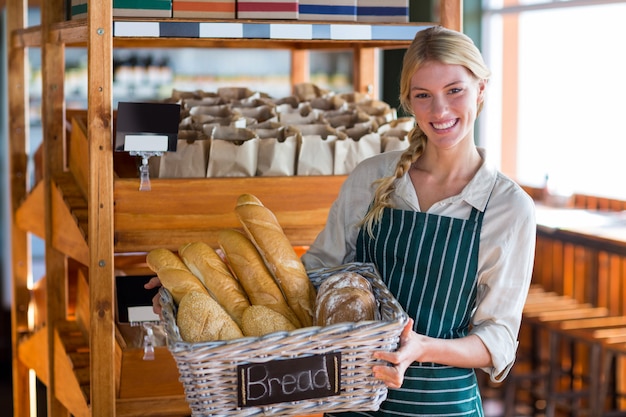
178, 241, 250, 328
146, 248, 208, 304
177, 291, 244, 342
217, 229, 302, 328
234, 194, 316, 327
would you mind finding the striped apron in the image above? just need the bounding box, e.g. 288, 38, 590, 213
333, 203, 487, 417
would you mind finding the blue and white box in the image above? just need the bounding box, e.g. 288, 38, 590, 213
299, 0, 356, 22
356, 0, 408, 22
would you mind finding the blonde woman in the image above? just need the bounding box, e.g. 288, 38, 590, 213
302, 26, 536, 416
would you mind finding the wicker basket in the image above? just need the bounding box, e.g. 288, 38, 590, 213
160, 262, 408, 416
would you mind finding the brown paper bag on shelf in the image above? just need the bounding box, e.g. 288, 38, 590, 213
158, 130, 210, 178
381, 128, 410, 152
264, 95, 300, 110
181, 95, 225, 109
230, 104, 277, 124
309, 95, 346, 111
293, 82, 330, 102
206, 126, 259, 177
354, 99, 397, 126
323, 108, 372, 129
253, 125, 300, 177
217, 87, 270, 103
293, 124, 345, 176
334, 125, 381, 175
278, 102, 324, 125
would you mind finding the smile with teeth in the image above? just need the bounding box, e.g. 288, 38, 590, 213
432, 119, 457, 130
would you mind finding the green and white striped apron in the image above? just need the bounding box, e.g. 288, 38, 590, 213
335, 202, 487, 417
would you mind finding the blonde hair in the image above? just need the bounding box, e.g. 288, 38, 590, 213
360, 26, 492, 237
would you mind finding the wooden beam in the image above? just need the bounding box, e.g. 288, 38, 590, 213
87, 0, 116, 414
439, 0, 463, 31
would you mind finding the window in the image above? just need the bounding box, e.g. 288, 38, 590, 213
481, 0, 626, 200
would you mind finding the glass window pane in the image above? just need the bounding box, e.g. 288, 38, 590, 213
483, 2, 626, 200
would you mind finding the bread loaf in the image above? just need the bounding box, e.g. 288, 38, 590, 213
314, 272, 378, 326
241, 305, 297, 337
176, 291, 244, 342
315, 287, 377, 326
234, 194, 316, 327
317, 271, 372, 295
217, 229, 302, 328
146, 248, 208, 304
178, 241, 250, 328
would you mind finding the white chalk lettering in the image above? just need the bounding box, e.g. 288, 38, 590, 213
245, 358, 332, 401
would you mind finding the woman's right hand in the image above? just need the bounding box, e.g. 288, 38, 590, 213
144, 276, 163, 315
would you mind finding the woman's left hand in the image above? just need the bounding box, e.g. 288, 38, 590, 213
372, 318, 420, 388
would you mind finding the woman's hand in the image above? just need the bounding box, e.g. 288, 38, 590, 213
144, 276, 162, 315
372, 318, 420, 388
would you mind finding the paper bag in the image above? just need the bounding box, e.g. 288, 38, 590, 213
255, 126, 300, 177
334, 125, 381, 175
278, 102, 323, 125
294, 124, 344, 176
206, 126, 259, 177
158, 130, 210, 178
381, 128, 410, 152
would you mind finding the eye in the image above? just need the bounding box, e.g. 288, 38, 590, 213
448, 87, 463, 95
413, 92, 429, 99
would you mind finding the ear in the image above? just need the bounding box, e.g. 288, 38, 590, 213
477, 79, 487, 104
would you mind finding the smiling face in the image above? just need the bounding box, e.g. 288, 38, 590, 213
409, 60, 485, 151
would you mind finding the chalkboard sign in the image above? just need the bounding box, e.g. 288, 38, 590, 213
237, 352, 341, 407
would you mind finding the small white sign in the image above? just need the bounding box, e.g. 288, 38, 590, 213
128, 306, 160, 323
124, 135, 169, 152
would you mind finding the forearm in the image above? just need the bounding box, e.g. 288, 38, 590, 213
419, 334, 492, 369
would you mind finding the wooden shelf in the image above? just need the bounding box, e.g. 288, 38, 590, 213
13, 17, 436, 48
7, 1, 462, 416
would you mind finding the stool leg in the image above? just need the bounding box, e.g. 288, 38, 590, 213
546, 330, 560, 417
589, 342, 602, 417
599, 349, 613, 416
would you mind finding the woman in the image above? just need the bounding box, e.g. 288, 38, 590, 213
301, 26, 536, 416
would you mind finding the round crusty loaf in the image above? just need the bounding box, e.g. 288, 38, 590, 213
317, 271, 372, 296
315, 286, 377, 326
178, 241, 250, 328
241, 305, 297, 337
146, 248, 209, 304
217, 229, 302, 328
234, 194, 316, 327
176, 291, 244, 343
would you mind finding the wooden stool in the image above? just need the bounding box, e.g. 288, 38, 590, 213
596, 333, 626, 415
544, 317, 626, 417
502, 286, 608, 417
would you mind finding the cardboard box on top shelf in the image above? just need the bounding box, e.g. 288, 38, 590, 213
356, 0, 408, 22
70, 0, 173, 19
298, 0, 356, 22
237, 0, 299, 20
173, 0, 235, 18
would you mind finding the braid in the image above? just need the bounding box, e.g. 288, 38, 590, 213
360, 126, 427, 237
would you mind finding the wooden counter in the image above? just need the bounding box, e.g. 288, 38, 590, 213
533, 204, 626, 315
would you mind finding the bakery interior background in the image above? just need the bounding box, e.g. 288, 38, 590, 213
1, 0, 625, 407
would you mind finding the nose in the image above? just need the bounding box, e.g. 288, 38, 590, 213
431, 95, 449, 116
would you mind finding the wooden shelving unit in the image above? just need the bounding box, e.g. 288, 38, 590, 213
7, 1, 462, 416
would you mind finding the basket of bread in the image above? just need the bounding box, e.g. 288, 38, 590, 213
151, 193, 408, 417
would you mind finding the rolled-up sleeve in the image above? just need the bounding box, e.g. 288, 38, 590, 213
470, 184, 536, 381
